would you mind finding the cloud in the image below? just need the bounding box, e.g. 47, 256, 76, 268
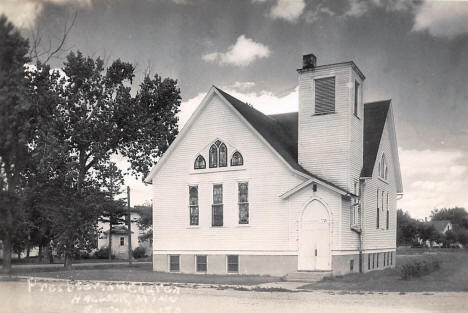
344, 0, 369, 17
0, 0, 91, 28
304, 4, 335, 23
178, 86, 298, 129
398, 148, 468, 218
270, 0, 306, 22
202, 35, 271, 67
412, 0, 468, 39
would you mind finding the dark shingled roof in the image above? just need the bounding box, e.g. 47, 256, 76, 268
361, 100, 391, 177
214, 87, 390, 193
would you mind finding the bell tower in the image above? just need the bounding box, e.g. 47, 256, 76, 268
297, 54, 365, 192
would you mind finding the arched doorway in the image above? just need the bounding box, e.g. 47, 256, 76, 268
298, 200, 331, 271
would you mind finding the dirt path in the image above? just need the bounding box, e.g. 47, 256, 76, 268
0, 280, 466, 313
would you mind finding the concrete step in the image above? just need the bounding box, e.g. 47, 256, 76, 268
284, 271, 332, 282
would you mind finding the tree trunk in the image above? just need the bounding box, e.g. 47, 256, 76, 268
26, 246, 30, 258
64, 250, 72, 270
42, 245, 50, 264
108, 222, 113, 261
1, 237, 12, 274
38, 245, 43, 262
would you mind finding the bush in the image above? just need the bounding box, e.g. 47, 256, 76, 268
132, 246, 146, 259
94, 246, 114, 259
399, 258, 441, 280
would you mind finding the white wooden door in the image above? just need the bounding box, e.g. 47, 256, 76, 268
298, 200, 330, 271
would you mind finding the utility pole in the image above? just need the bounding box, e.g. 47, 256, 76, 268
127, 186, 133, 265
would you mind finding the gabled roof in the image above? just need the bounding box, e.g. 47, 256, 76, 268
431, 220, 452, 233
361, 100, 391, 177
214, 87, 348, 195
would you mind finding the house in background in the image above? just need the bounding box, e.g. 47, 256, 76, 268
431, 220, 453, 234
97, 209, 152, 259
145, 53, 403, 276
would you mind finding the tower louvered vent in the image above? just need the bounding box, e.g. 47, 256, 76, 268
315, 77, 335, 114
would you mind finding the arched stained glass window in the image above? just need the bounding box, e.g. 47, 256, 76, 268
231, 151, 243, 166
209, 144, 218, 168
194, 155, 206, 169
218, 143, 227, 167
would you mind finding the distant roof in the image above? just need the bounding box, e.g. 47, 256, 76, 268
431, 220, 452, 233
361, 100, 391, 177
104, 225, 133, 235
215, 87, 392, 193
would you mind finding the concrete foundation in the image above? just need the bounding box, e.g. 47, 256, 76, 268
153, 254, 297, 276
153, 251, 396, 276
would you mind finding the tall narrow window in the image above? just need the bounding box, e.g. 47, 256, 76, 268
238, 182, 249, 224
372, 253, 375, 269
381, 190, 385, 229
218, 143, 227, 167
377, 188, 380, 229
231, 151, 244, 166
189, 186, 199, 226
368, 253, 371, 270
120, 237, 125, 246
209, 145, 218, 168
212, 184, 223, 226
386, 193, 389, 230
384, 252, 386, 266
315, 77, 335, 114
194, 155, 206, 169
351, 181, 359, 226
377, 253, 379, 268
354, 81, 360, 116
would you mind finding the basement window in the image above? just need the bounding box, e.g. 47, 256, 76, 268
169, 255, 180, 272
227, 255, 239, 273
196, 255, 207, 272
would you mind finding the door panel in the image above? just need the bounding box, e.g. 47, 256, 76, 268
298, 200, 330, 270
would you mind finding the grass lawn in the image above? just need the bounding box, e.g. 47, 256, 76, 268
13, 263, 280, 286
302, 248, 468, 292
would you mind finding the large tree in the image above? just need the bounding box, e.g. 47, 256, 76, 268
0, 15, 33, 273
47, 51, 180, 269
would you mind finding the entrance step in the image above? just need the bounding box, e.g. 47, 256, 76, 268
284, 271, 332, 282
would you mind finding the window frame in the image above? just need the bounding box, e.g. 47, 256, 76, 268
386, 192, 389, 230
231, 151, 244, 166
169, 255, 180, 272
196, 255, 208, 273
194, 154, 206, 170
189, 185, 199, 226
212, 184, 223, 227
238, 182, 249, 225
227, 255, 239, 273
209, 144, 218, 168
354, 80, 360, 117
376, 188, 380, 229
120, 237, 125, 246
314, 76, 336, 115
218, 143, 227, 168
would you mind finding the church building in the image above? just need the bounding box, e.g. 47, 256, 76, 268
144, 54, 403, 276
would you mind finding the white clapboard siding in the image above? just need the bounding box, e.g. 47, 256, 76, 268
151, 93, 307, 253
362, 118, 398, 250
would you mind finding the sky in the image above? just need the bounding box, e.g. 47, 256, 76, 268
1, 0, 467, 218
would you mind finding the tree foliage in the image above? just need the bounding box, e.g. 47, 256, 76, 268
0, 15, 181, 271
431, 207, 468, 228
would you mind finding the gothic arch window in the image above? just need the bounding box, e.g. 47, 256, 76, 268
231, 151, 244, 166
218, 143, 227, 167
379, 154, 388, 180
209, 144, 218, 168
194, 155, 206, 169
